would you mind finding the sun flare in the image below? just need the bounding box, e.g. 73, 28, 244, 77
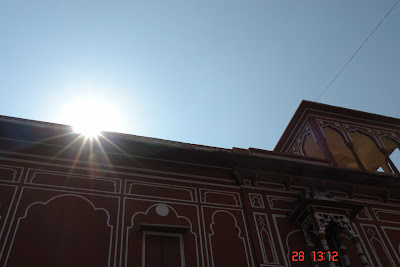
61, 98, 124, 137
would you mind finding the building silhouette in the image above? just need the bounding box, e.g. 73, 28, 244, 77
0, 100, 399, 267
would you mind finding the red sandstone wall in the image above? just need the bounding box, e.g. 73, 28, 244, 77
0, 158, 400, 267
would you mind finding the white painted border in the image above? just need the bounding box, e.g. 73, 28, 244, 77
0, 184, 18, 244
272, 214, 289, 267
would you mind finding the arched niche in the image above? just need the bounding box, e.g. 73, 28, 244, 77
322, 127, 359, 169
382, 136, 400, 171
349, 131, 391, 173
303, 133, 324, 159
209, 211, 249, 267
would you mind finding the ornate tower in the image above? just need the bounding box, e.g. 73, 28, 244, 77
275, 101, 400, 176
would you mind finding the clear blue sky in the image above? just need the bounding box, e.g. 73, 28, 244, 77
1, 0, 399, 151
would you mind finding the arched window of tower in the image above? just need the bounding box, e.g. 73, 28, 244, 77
349, 132, 392, 173
322, 127, 358, 169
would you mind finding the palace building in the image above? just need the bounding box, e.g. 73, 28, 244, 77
0, 100, 399, 267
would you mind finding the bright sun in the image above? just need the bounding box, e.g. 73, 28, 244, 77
62, 98, 124, 137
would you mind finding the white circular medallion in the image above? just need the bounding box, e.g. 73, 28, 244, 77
155, 204, 169, 216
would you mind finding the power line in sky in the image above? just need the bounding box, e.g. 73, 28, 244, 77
315, 0, 400, 102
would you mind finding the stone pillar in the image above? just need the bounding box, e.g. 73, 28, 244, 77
338, 236, 351, 267
349, 234, 370, 267
301, 216, 320, 267
317, 232, 337, 267
310, 212, 336, 267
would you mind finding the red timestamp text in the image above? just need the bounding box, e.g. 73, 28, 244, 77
291, 251, 339, 262
291, 251, 305, 261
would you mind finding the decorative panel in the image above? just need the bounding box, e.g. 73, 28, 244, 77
26, 169, 121, 194
126, 181, 196, 202
249, 193, 265, 209
200, 189, 241, 207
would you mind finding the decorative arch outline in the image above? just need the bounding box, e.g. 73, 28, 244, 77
4, 193, 114, 267
347, 128, 382, 149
